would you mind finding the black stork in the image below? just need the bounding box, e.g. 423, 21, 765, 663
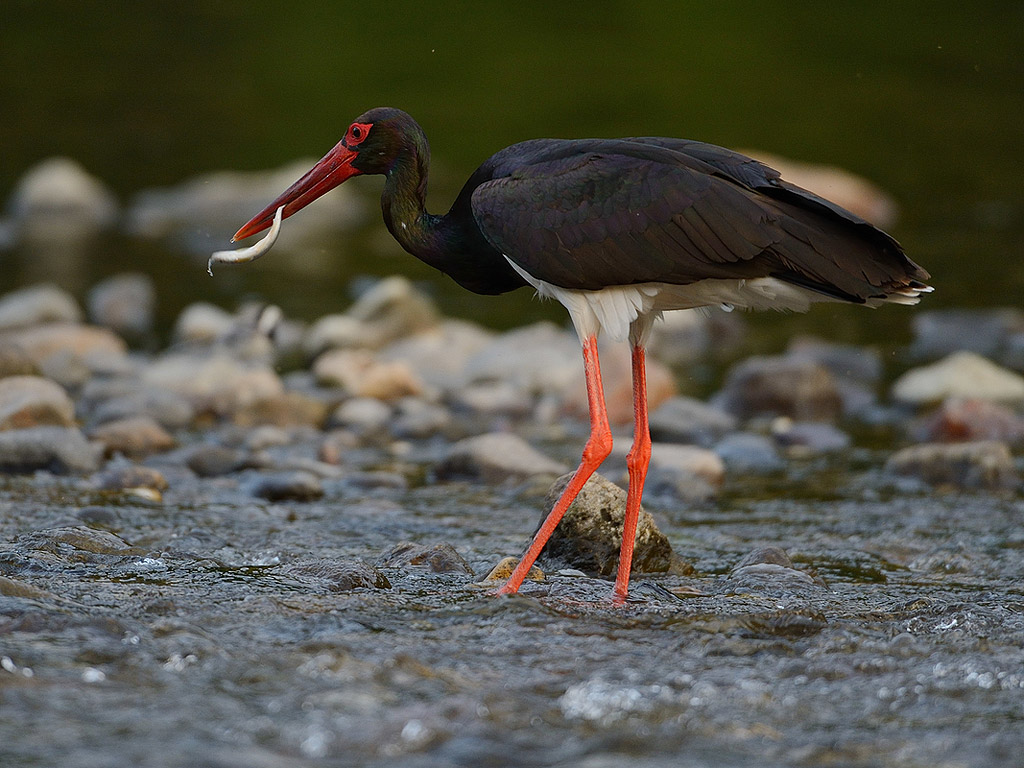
232, 107, 931, 601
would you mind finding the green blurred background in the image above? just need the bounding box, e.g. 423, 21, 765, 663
1, 1, 1022, 343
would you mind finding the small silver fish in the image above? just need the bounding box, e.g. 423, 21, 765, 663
207, 205, 284, 276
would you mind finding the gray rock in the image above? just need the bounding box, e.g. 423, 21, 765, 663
892, 351, 1024, 405
329, 397, 393, 434
646, 307, 745, 365
648, 395, 737, 446
186, 445, 248, 478
390, 397, 452, 439
436, 432, 568, 484
344, 276, 440, 344
715, 355, 843, 421
282, 559, 390, 591
0, 342, 38, 378
726, 546, 828, 593
95, 464, 168, 494
537, 472, 688, 577
912, 398, 1024, 446
379, 319, 495, 390
885, 440, 1018, 491
377, 541, 473, 574
463, 322, 581, 398
0, 322, 130, 380
786, 336, 883, 385
313, 348, 423, 400
0, 284, 83, 330
84, 381, 196, 430
910, 308, 1024, 361
0, 375, 76, 430
771, 419, 852, 456
7, 157, 118, 229
644, 443, 725, 502
87, 273, 156, 339
87, 416, 176, 458
0, 426, 101, 473
714, 432, 786, 473
448, 380, 533, 418
142, 352, 283, 417
251, 470, 325, 502
172, 302, 236, 345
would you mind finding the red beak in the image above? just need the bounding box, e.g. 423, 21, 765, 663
232, 140, 362, 242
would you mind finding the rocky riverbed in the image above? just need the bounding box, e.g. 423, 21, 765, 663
0, 155, 1023, 766
0, 269, 1022, 767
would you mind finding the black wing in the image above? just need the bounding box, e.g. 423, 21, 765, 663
469, 138, 929, 302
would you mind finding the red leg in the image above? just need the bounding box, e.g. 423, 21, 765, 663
613, 343, 651, 602
497, 335, 612, 595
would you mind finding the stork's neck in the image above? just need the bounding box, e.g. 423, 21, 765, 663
381, 141, 450, 265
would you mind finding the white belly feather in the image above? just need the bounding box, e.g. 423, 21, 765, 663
505, 257, 838, 346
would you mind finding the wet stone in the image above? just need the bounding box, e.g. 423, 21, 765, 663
538, 472, 689, 578
714, 431, 786, 473
771, 418, 852, 456
88, 415, 176, 458
0, 375, 76, 430
329, 397, 392, 435
172, 302, 236, 344
892, 351, 1024, 405
95, 464, 168, 494
648, 395, 737, 447
715, 355, 844, 421
186, 444, 248, 477
913, 398, 1024, 446
231, 390, 329, 429
726, 546, 827, 591
313, 348, 423, 400
0, 342, 38, 378
0, 283, 83, 330
910, 308, 1024, 361
885, 440, 1018, 491
786, 336, 883, 385
76, 506, 118, 526
282, 559, 391, 591
390, 397, 452, 439
481, 556, 544, 584
0, 426, 100, 473
86, 272, 156, 340
0, 322, 130, 378
378, 541, 473, 574
251, 470, 324, 502
436, 432, 568, 484
644, 443, 725, 502
84, 381, 196, 430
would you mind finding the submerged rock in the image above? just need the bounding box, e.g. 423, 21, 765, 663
436, 432, 568, 484
282, 559, 390, 591
537, 472, 689, 578
378, 541, 473, 574
886, 440, 1018, 491
892, 351, 1024, 405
